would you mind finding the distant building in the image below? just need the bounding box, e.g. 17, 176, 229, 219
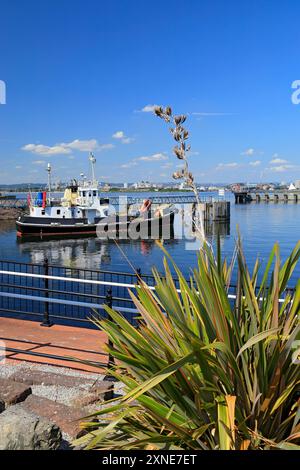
295, 180, 300, 190
123, 182, 128, 189
132, 181, 154, 189
288, 183, 296, 191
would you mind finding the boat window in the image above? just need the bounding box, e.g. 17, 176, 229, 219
88, 192, 92, 198
82, 191, 86, 197
41, 210, 45, 215
57, 209, 61, 215
93, 191, 97, 197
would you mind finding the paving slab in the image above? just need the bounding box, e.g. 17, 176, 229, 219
23, 394, 91, 439
0, 377, 32, 407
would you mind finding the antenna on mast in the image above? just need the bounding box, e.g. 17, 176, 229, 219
89, 152, 97, 184
46, 163, 52, 201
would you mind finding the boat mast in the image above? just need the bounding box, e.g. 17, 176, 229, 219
89, 152, 97, 185
46, 163, 52, 202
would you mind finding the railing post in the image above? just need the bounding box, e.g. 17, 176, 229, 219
104, 287, 116, 400
136, 267, 141, 283
40, 258, 53, 327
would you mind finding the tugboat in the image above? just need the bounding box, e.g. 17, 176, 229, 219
16, 154, 176, 239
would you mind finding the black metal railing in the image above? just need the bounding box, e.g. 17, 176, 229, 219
0, 259, 296, 329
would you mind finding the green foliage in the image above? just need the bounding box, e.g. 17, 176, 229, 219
76, 238, 300, 450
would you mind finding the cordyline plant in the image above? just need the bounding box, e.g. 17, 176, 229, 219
75, 238, 300, 450
154, 105, 206, 243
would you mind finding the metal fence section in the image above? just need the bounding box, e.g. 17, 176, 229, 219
0, 193, 228, 209
0, 259, 143, 326
0, 259, 296, 329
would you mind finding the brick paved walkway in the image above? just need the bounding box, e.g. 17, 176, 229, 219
0, 317, 108, 373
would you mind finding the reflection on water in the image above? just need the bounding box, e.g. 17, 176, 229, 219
18, 237, 181, 271
0, 198, 299, 284
15, 210, 229, 272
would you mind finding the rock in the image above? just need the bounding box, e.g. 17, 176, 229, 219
23, 394, 88, 439
0, 399, 4, 413
0, 377, 32, 407
0, 404, 62, 450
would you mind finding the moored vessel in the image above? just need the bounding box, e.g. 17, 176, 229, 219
16, 154, 176, 239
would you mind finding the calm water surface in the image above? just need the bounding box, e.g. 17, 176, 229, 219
0, 193, 299, 285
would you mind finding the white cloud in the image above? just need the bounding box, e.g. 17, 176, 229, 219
122, 137, 135, 144
112, 131, 134, 144
22, 144, 71, 155
139, 104, 159, 113
136, 153, 168, 162
270, 158, 288, 164
216, 162, 239, 170
241, 148, 255, 156
112, 131, 125, 140
121, 161, 138, 169
249, 160, 261, 167
120, 152, 168, 169
22, 139, 114, 156
161, 162, 173, 169
97, 143, 115, 150
60, 139, 99, 152
15, 165, 22, 169
267, 164, 295, 173
32, 160, 46, 165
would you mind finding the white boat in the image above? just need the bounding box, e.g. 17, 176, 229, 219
16, 154, 176, 239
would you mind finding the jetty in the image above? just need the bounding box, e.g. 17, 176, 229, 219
233, 189, 300, 204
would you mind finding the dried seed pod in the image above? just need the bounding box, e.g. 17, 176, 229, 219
173, 132, 181, 142
174, 115, 182, 125
154, 106, 163, 117
181, 115, 187, 123
183, 130, 189, 140
172, 171, 183, 179
165, 106, 172, 116
173, 146, 185, 159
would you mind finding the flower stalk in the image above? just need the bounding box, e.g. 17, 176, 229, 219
154, 106, 206, 243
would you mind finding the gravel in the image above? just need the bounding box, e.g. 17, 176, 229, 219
0, 361, 124, 403
31, 385, 83, 405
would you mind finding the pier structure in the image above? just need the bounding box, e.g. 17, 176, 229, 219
233, 190, 300, 204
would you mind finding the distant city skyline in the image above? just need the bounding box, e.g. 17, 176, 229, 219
1, 0, 300, 184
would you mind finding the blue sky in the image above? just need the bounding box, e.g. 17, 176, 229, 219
0, 0, 300, 184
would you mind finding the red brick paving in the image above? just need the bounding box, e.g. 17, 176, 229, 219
0, 317, 109, 373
